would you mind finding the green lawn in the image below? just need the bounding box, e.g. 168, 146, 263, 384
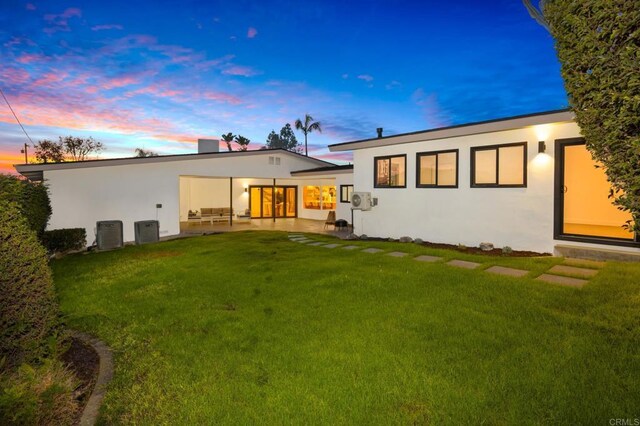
53, 231, 640, 424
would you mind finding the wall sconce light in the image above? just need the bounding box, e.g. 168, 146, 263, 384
538, 141, 546, 153
244, 187, 248, 193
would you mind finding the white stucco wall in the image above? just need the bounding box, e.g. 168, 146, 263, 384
350, 122, 640, 254
43, 152, 340, 244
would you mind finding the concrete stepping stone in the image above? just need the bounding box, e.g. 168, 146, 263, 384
295, 239, 312, 243
290, 237, 307, 241
485, 265, 529, 278
447, 259, 480, 269
414, 255, 442, 262
362, 248, 383, 254
563, 258, 605, 269
342, 245, 361, 250
307, 242, 325, 246
548, 265, 598, 278
387, 251, 408, 257
322, 243, 342, 249
536, 273, 588, 288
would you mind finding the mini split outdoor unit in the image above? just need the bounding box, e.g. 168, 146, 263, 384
134, 220, 160, 245
96, 220, 124, 250
351, 192, 372, 211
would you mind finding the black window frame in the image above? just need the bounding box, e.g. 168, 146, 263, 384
339, 185, 354, 203
416, 149, 459, 188
470, 142, 528, 188
373, 154, 407, 188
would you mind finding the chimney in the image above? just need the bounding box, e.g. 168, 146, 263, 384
376, 127, 383, 138
197, 138, 220, 153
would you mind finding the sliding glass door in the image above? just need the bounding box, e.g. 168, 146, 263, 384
249, 186, 297, 218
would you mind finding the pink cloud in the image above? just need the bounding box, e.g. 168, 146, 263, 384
43, 7, 82, 34
101, 75, 140, 90
16, 53, 44, 64
200, 91, 243, 105
126, 84, 184, 98
0, 67, 31, 85
32, 71, 69, 87
222, 65, 260, 77
91, 24, 123, 31
25, 3, 36, 10
247, 27, 258, 38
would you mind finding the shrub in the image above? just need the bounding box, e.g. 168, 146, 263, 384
0, 174, 51, 237
502, 246, 514, 255
0, 199, 59, 370
0, 361, 79, 425
41, 229, 86, 254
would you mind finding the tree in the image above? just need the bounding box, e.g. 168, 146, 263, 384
135, 148, 159, 157
33, 139, 64, 164
221, 132, 235, 152
294, 114, 322, 156
61, 136, 104, 161
235, 135, 250, 151
524, 0, 640, 232
263, 124, 302, 153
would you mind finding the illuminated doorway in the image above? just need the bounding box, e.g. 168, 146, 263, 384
249, 186, 297, 218
555, 138, 637, 244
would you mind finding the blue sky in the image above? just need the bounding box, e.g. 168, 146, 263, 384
0, 0, 567, 171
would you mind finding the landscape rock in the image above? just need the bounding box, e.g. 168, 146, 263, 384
479, 242, 494, 251
414, 238, 424, 244
360, 234, 368, 240
399, 236, 413, 243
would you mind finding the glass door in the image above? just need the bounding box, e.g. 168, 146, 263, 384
557, 140, 635, 242
249, 186, 297, 218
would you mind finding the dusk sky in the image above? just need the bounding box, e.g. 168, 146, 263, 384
0, 0, 568, 173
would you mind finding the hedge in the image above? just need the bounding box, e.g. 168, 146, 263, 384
0, 174, 51, 238
41, 228, 86, 254
543, 0, 640, 232
0, 199, 59, 370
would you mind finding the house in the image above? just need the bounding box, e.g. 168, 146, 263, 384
329, 109, 639, 255
14, 141, 354, 245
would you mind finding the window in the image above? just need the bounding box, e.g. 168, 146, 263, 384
340, 185, 354, 203
303, 186, 320, 209
374, 155, 406, 188
304, 185, 336, 210
416, 150, 458, 188
471, 142, 527, 187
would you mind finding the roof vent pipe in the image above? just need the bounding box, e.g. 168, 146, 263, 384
376, 127, 383, 138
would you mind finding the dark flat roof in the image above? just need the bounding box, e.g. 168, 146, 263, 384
291, 164, 353, 175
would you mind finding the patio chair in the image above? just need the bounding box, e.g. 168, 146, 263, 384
324, 210, 336, 229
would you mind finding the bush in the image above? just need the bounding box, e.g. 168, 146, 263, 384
0, 199, 59, 370
0, 174, 51, 238
0, 361, 79, 425
41, 229, 86, 254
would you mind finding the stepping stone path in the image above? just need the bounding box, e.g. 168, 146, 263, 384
414, 255, 443, 262
534, 258, 603, 288
535, 274, 587, 288
387, 251, 408, 257
285, 235, 607, 290
362, 248, 384, 254
485, 265, 528, 278
447, 259, 481, 269
548, 265, 598, 278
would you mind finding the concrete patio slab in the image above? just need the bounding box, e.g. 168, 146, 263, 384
342, 245, 360, 250
535, 273, 588, 288
323, 244, 342, 248
414, 255, 443, 262
548, 265, 599, 278
362, 248, 384, 254
387, 251, 408, 257
447, 259, 480, 269
485, 265, 529, 277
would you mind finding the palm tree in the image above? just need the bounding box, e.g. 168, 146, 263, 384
294, 114, 321, 156
221, 132, 235, 152
234, 135, 250, 151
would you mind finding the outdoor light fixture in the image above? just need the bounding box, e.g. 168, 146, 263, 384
538, 141, 546, 153
244, 187, 248, 193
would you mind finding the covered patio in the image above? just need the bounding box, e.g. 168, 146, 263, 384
179, 217, 351, 238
